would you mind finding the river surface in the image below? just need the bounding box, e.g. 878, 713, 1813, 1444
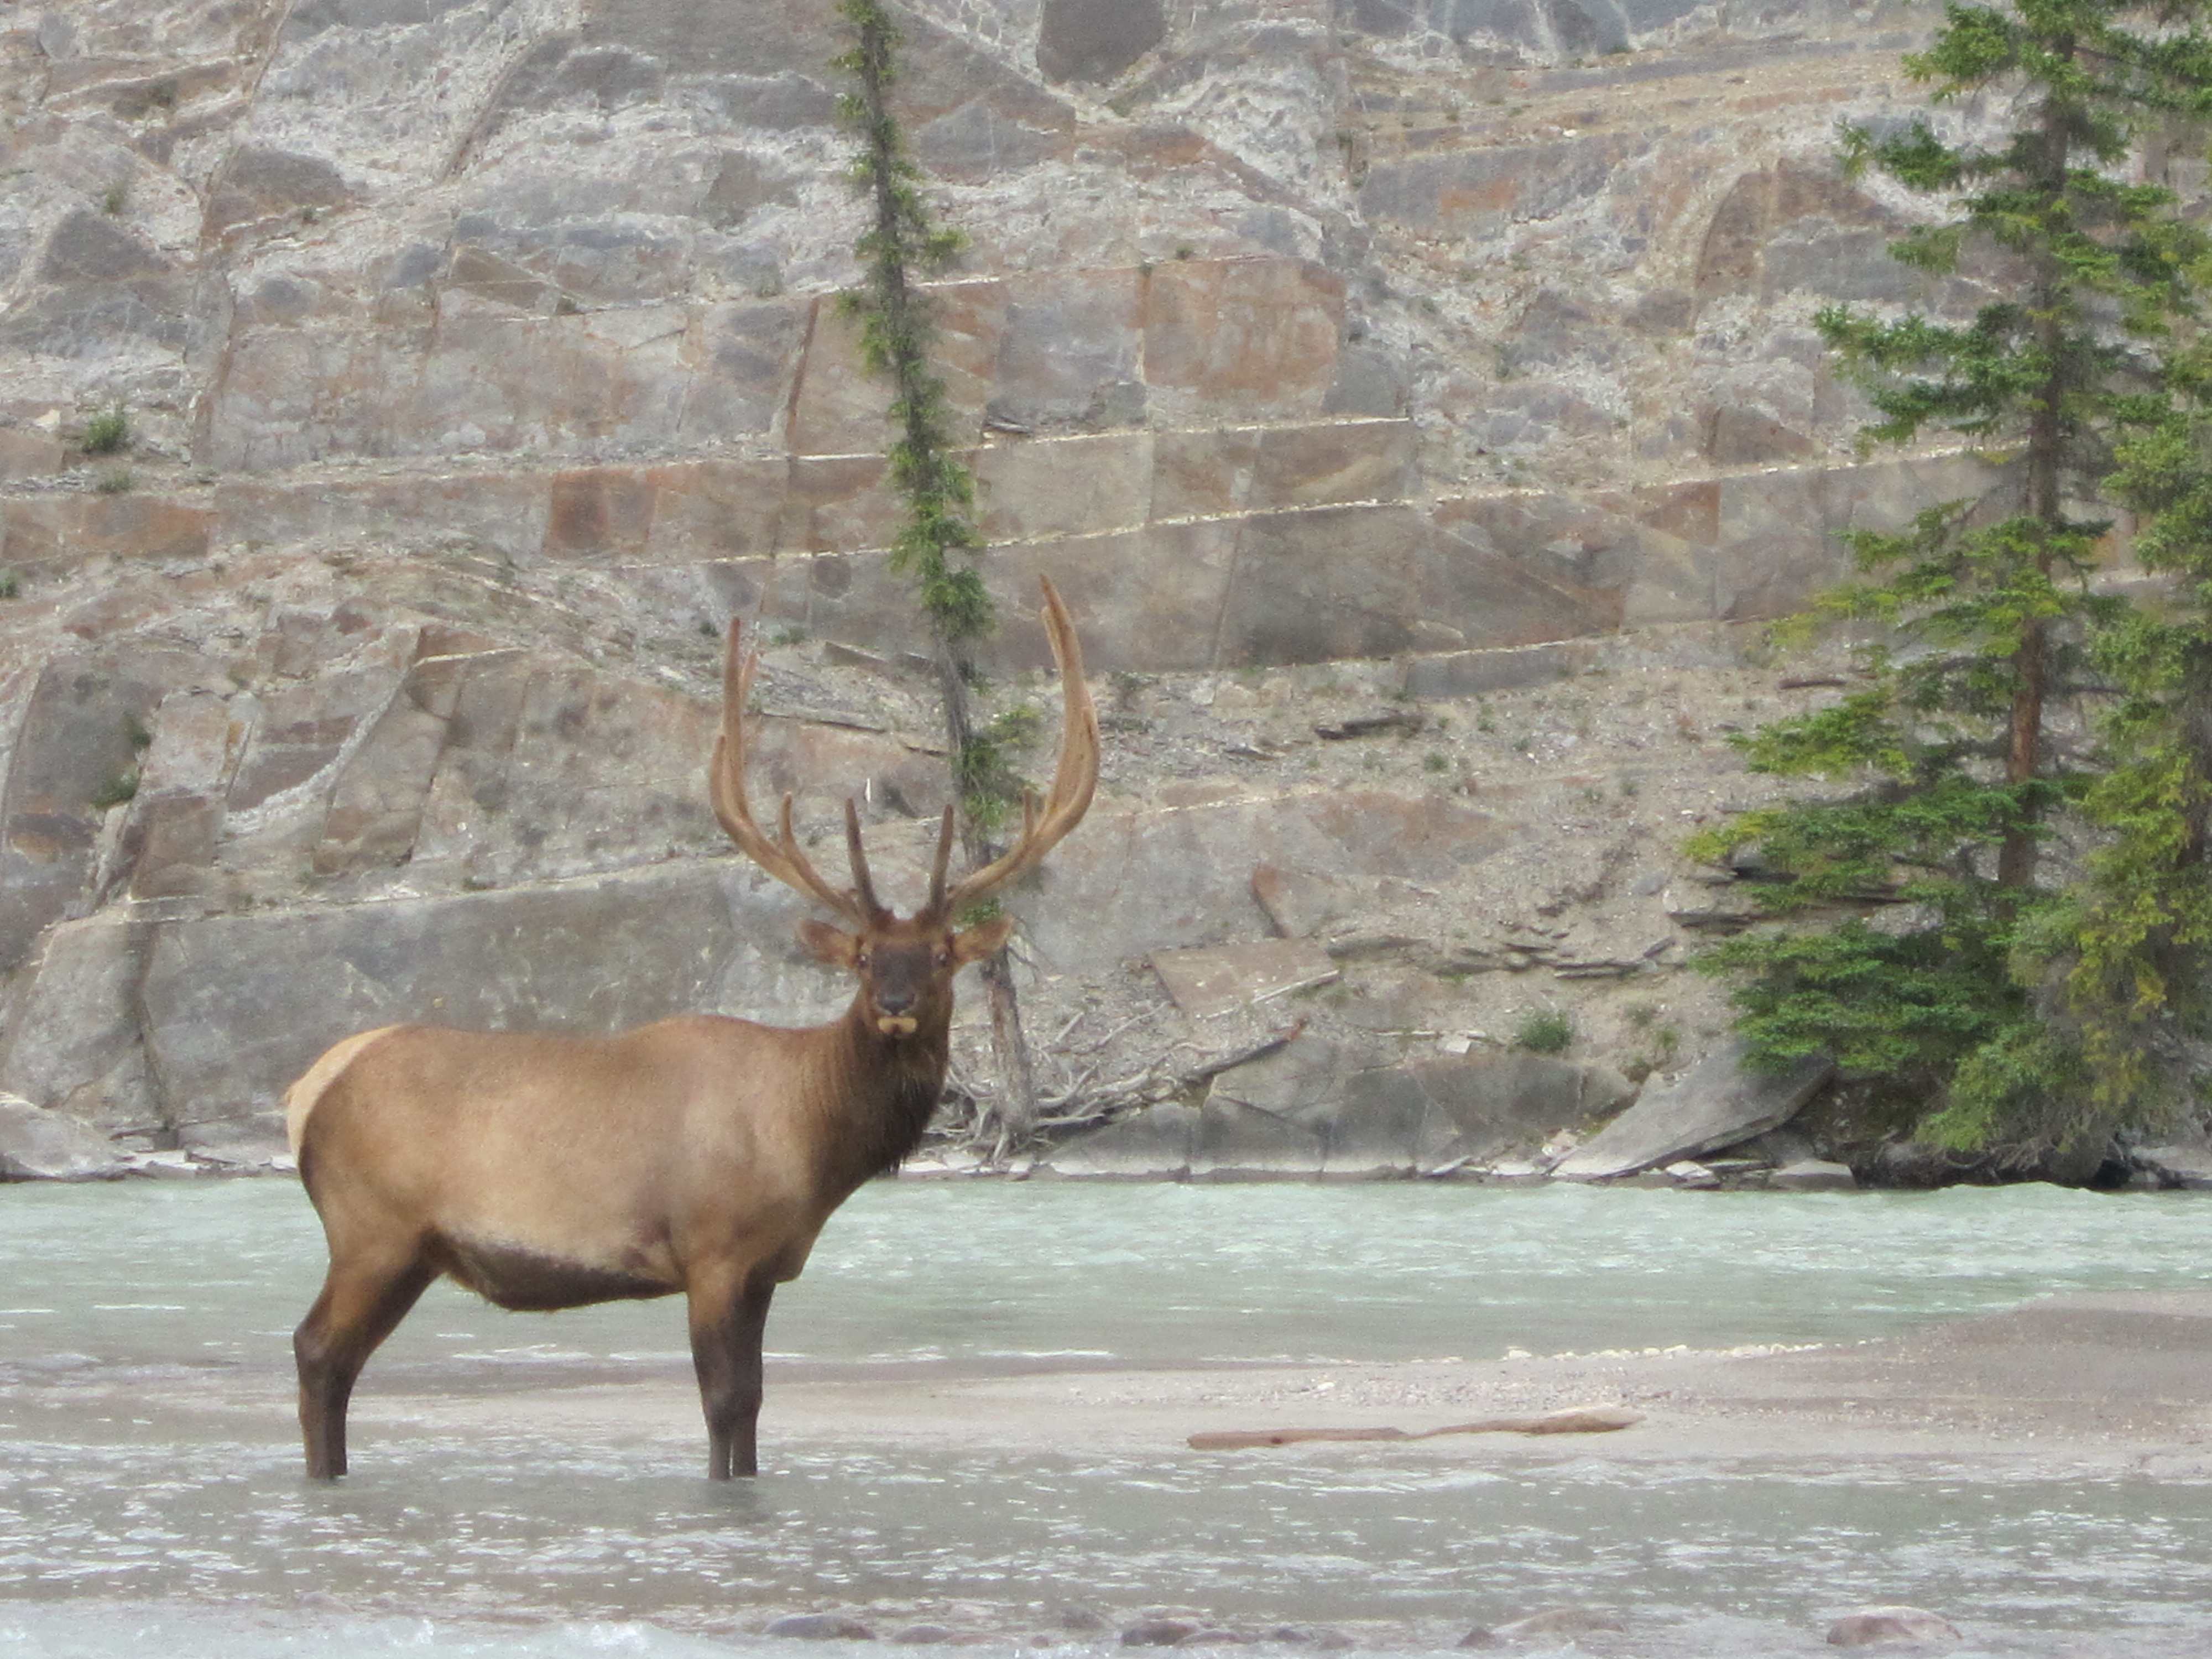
3, 1179, 2210, 1658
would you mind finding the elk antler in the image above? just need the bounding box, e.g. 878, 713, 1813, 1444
936, 576, 1100, 919
711, 627, 870, 927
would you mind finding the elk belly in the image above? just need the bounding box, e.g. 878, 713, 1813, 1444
438, 1232, 680, 1311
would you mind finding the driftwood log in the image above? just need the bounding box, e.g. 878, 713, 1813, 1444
1187, 1404, 1643, 1451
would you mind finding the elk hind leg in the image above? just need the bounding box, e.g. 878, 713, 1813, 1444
295, 1245, 435, 1479
688, 1266, 778, 1479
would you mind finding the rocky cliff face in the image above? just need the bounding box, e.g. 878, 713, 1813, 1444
0, 0, 2048, 1170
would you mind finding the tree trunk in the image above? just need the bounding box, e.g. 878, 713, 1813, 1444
928, 646, 1039, 1151
1999, 77, 2073, 892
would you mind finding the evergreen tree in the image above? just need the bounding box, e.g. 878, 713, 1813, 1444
837, 0, 1041, 1146
1695, 0, 2212, 1168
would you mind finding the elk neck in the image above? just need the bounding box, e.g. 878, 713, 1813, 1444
806, 997, 951, 1185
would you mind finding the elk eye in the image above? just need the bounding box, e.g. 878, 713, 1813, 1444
935, 948, 952, 967
855, 952, 871, 970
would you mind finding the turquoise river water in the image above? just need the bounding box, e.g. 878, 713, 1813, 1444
2, 1178, 2210, 1658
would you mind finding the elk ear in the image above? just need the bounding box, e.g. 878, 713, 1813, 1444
797, 919, 860, 968
950, 915, 1013, 965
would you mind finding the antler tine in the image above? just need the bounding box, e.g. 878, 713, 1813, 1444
926, 806, 956, 914
710, 620, 868, 926
843, 798, 886, 920
940, 576, 1100, 916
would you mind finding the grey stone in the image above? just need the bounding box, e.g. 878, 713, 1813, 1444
1120, 1620, 1198, 1648
1193, 1097, 1327, 1178
38, 211, 170, 284
1771, 1157, 1857, 1192
1706, 406, 1813, 465
765, 1614, 875, 1640
0, 650, 198, 972
1824, 1606, 1960, 1646
1042, 1102, 1197, 1178
1151, 938, 1339, 1015
1494, 1609, 1625, 1640
1039, 0, 1166, 82
179, 1117, 290, 1168
1404, 1052, 1633, 1170
208, 148, 352, 237
890, 1627, 956, 1645
135, 861, 846, 1131
0, 915, 163, 1138
2127, 1140, 2212, 1189
1404, 641, 1594, 698
1251, 863, 1359, 938
0, 1093, 127, 1181
915, 102, 1058, 182
1551, 1037, 1833, 1180
1662, 879, 1762, 931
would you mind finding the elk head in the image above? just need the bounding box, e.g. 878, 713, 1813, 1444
708, 577, 1099, 1041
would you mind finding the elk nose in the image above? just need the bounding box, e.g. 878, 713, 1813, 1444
875, 986, 915, 1016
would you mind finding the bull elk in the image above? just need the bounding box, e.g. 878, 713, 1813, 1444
284, 578, 1098, 1479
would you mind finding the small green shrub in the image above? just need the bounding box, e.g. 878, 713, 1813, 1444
1515, 1008, 1574, 1054
1423, 751, 1451, 774
0, 572, 18, 601
101, 181, 128, 216
91, 770, 139, 811
93, 467, 134, 495
80, 407, 130, 455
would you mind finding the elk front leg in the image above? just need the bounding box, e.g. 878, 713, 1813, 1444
688, 1265, 778, 1479
294, 1249, 435, 1479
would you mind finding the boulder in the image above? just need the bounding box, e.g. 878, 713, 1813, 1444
0, 1093, 127, 1180
1771, 1158, 1858, 1193
1060, 1049, 1635, 1180
1551, 1037, 1832, 1180
0, 913, 164, 1137
1044, 1102, 1197, 1178
2129, 1141, 2212, 1190
1192, 1098, 1326, 1179
1251, 862, 1356, 938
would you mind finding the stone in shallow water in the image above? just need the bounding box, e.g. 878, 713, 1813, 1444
767, 1614, 875, 1640
1493, 1606, 1625, 1639
1120, 1619, 1199, 1646
1824, 1605, 1960, 1646
1454, 1626, 1503, 1649
889, 1625, 956, 1645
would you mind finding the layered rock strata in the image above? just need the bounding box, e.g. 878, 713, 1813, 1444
0, 0, 2106, 1171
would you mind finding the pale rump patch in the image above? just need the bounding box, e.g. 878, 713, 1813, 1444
284, 1026, 404, 1157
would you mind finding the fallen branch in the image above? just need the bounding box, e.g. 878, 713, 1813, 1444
1187, 1404, 1643, 1451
